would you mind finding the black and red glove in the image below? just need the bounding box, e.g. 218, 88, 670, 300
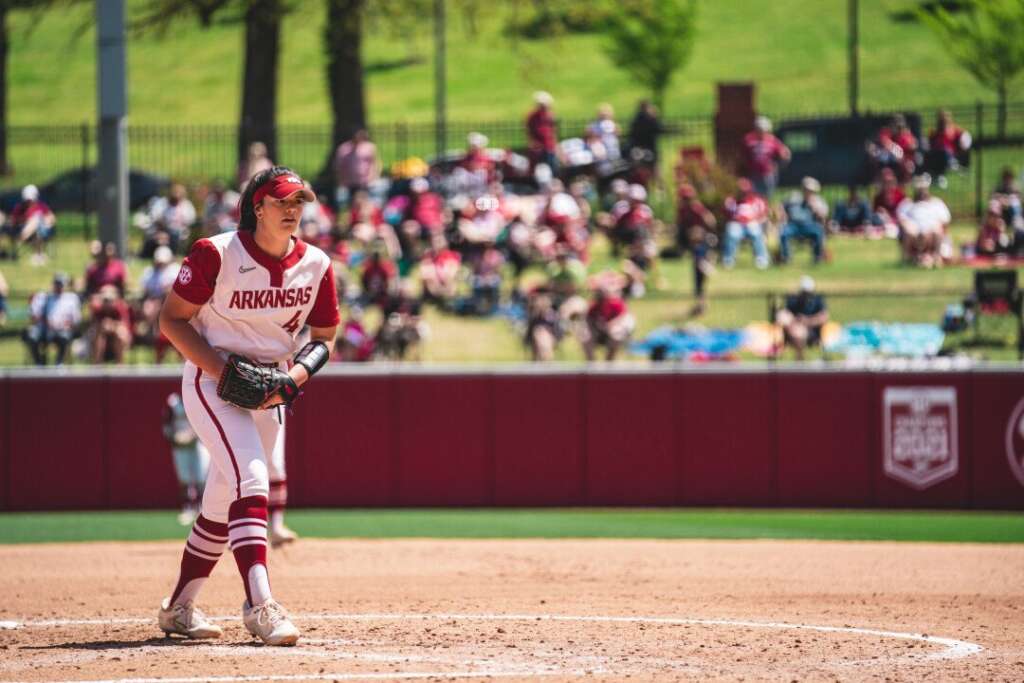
216, 354, 300, 410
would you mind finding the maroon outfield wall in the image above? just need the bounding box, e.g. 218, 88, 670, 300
1, 366, 1022, 511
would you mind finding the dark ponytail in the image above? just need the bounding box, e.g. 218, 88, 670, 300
237, 165, 301, 232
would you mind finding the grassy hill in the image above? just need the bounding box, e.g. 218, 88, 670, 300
6, 0, 1006, 126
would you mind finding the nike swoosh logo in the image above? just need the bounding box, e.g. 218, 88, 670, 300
239, 265, 257, 274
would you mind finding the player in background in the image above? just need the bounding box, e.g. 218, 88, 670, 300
267, 415, 296, 547
163, 393, 210, 526
156, 167, 339, 646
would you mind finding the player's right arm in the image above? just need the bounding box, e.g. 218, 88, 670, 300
159, 291, 227, 381
160, 238, 227, 381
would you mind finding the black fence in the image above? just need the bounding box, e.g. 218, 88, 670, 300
1, 101, 1022, 220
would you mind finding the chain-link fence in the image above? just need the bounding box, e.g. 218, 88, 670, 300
0, 101, 1020, 221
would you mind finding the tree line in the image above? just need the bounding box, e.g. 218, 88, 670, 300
0, 0, 1020, 179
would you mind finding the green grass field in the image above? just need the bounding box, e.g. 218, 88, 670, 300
5, 0, 1012, 126
1, 508, 1022, 544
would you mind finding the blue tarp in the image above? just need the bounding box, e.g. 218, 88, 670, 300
825, 322, 945, 358
631, 326, 747, 359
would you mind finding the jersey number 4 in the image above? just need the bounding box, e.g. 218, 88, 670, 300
282, 310, 302, 335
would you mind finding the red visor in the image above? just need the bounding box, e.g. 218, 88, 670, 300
252, 174, 316, 206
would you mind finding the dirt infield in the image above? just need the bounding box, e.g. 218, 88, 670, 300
1, 539, 1022, 682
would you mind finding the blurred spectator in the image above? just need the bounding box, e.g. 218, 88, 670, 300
579, 285, 635, 362
537, 180, 587, 260
587, 103, 621, 161
582, 128, 611, 176
722, 178, 770, 269
89, 285, 132, 364
335, 306, 375, 362
611, 183, 654, 258
831, 185, 874, 235
298, 187, 335, 245
463, 244, 505, 316
349, 189, 399, 258
419, 233, 462, 309
925, 109, 971, 182
398, 177, 446, 265
0, 269, 7, 326
6, 184, 56, 265
162, 392, 209, 526
321, 225, 352, 299
333, 129, 381, 205
775, 275, 828, 360
526, 91, 559, 174
525, 288, 563, 361
568, 179, 593, 227
201, 181, 240, 236
976, 200, 1010, 257
871, 168, 906, 238
626, 100, 663, 181
546, 247, 588, 309
23, 272, 80, 366
237, 141, 273, 190
890, 115, 919, 169
84, 240, 128, 298
779, 176, 828, 265
990, 166, 1023, 238
459, 132, 496, 187
376, 281, 425, 360
137, 183, 196, 256
675, 183, 716, 311
897, 174, 951, 267
621, 206, 659, 298
137, 245, 180, 362
595, 177, 630, 237
867, 115, 917, 182
742, 116, 791, 199
360, 244, 398, 308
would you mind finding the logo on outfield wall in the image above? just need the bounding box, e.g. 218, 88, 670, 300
883, 387, 958, 490
1004, 398, 1024, 488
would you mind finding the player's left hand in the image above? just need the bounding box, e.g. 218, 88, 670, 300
258, 366, 307, 409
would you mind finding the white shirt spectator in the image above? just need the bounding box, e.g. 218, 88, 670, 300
588, 117, 621, 160
140, 261, 181, 300
300, 199, 333, 239
141, 196, 197, 238
29, 291, 81, 331
898, 196, 951, 236
203, 189, 240, 234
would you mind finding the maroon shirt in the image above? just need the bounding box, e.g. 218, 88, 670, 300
11, 199, 52, 226
873, 187, 906, 215
742, 132, 788, 178
676, 199, 711, 229
85, 259, 127, 297
527, 107, 557, 152
588, 296, 627, 324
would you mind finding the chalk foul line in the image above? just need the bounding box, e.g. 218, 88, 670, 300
0, 611, 984, 683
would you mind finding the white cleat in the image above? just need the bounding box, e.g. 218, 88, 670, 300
177, 508, 197, 527
242, 599, 300, 646
269, 525, 298, 548
158, 598, 223, 639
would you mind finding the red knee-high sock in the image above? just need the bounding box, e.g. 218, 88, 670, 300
228, 495, 270, 606
169, 515, 228, 606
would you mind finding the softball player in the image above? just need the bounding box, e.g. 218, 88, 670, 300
162, 392, 210, 526
157, 167, 339, 646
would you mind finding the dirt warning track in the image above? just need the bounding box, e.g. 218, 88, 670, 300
1, 539, 1021, 682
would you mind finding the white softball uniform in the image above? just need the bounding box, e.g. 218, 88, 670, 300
173, 231, 339, 523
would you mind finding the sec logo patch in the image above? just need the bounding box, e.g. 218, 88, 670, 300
178, 264, 193, 285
